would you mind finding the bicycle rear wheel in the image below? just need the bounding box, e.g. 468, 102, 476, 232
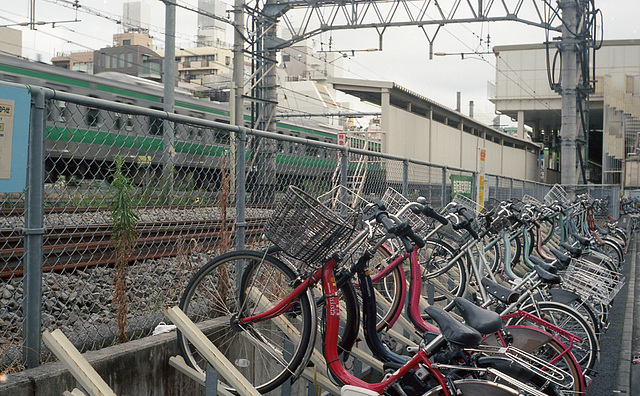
422, 379, 519, 395
177, 250, 314, 394
482, 325, 584, 396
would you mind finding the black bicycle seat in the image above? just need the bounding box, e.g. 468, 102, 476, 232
534, 265, 562, 285
481, 277, 520, 304
452, 297, 503, 335
528, 256, 558, 274
549, 247, 571, 269
571, 232, 591, 246
424, 305, 482, 347
560, 242, 582, 257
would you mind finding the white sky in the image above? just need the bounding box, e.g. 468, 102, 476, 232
2, 1, 639, 126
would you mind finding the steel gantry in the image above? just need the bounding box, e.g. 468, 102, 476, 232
235, 0, 599, 187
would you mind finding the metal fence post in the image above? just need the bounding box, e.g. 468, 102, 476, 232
23, 87, 46, 368
441, 167, 448, 207
340, 147, 349, 189
510, 178, 514, 199
235, 129, 247, 251
472, 171, 478, 203
402, 160, 409, 196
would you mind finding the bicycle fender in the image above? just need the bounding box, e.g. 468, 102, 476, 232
548, 288, 581, 305
475, 355, 537, 383
482, 326, 553, 351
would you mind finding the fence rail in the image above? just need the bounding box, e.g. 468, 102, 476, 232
0, 81, 621, 371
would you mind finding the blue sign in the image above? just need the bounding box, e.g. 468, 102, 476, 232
0, 85, 31, 193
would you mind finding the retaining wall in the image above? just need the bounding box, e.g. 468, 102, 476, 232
0, 330, 203, 396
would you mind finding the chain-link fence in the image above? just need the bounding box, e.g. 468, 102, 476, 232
0, 82, 623, 371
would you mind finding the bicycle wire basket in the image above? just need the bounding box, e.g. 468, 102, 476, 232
559, 257, 625, 306
522, 195, 542, 206
544, 184, 570, 206
263, 185, 359, 268
380, 187, 431, 237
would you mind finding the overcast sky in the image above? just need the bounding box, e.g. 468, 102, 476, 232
2, 1, 639, 126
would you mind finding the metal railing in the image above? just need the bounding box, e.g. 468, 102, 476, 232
0, 81, 621, 371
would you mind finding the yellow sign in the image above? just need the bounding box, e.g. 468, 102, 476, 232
0, 103, 12, 117
136, 155, 152, 166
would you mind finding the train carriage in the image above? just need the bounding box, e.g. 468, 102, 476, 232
0, 54, 340, 192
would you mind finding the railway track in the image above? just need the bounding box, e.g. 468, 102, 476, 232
0, 204, 276, 217
0, 217, 269, 279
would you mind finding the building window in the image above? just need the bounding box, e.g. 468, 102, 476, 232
118, 53, 125, 68
127, 52, 133, 66
187, 56, 198, 62
282, 54, 290, 62
105, 55, 111, 69
123, 39, 131, 45
225, 56, 231, 66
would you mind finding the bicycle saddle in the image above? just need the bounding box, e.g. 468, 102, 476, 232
560, 242, 582, 258
452, 297, 503, 335
481, 277, 520, 304
571, 232, 591, 247
528, 256, 558, 274
424, 306, 482, 347
533, 265, 562, 285
549, 247, 571, 269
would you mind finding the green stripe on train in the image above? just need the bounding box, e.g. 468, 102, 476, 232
46, 126, 331, 167
47, 126, 163, 151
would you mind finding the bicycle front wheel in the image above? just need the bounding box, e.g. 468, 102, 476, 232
420, 239, 467, 311
177, 250, 314, 394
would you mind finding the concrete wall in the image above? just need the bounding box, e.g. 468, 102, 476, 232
0, 331, 203, 396
388, 105, 430, 162
386, 102, 536, 178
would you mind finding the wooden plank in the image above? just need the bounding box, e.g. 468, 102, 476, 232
384, 328, 417, 349
229, 290, 342, 395
301, 367, 341, 395
42, 329, 116, 396
373, 288, 420, 342
165, 307, 261, 396
63, 389, 87, 396
348, 345, 384, 373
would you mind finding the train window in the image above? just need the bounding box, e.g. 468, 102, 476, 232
57, 102, 68, 122
124, 115, 134, 131
46, 100, 53, 121
214, 130, 230, 145
148, 116, 163, 135
305, 146, 318, 157
86, 107, 102, 128
114, 115, 123, 130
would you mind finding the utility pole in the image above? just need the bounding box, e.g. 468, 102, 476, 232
162, 1, 176, 196
558, 1, 580, 185
232, 0, 246, 250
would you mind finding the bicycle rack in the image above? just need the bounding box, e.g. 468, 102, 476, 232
42, 329, 117, 396
167, 304, 345, 396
